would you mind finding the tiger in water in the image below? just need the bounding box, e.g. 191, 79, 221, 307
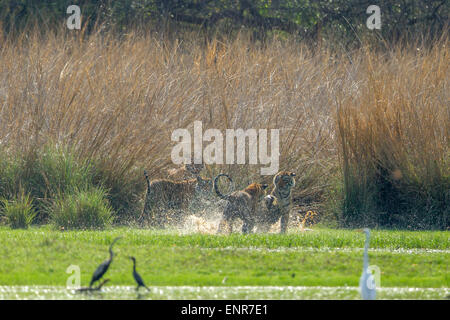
257, 171, 296, 233
142, 170, 212, 227
167, 163, 204, 180
214, 173, 268, 234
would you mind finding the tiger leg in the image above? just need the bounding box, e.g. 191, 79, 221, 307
148, 209, 166, 228
242, 220, 255, 234
217, 219, 226, 233
280, 212, 289, 233
241, 212, 255, 234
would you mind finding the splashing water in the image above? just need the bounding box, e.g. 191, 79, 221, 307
167, 205, 318, 235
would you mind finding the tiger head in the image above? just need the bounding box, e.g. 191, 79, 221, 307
273, 171, 296, 190
244, 183, 269, 201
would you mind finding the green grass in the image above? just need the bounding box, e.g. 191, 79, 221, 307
50, 187, 113, 230
3, 226, 444, 249
0, 192, 35, 229
0, 227, 448, 288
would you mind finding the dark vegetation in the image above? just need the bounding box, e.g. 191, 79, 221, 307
0, 1, 448, 44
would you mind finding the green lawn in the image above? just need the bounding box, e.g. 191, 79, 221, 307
0, 226, 448, 289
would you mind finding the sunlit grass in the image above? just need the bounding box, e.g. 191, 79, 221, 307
1, 226, 447, 249
0, 227, 447, 288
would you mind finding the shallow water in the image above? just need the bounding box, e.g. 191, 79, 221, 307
0, 285, 447, 300
198, 246, 450, 255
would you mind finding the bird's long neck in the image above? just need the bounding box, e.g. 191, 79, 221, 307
109, 245, 114, 261
132, 259, 137, 272
363, 233, 370, 270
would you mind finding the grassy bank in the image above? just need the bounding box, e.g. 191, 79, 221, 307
0, 227, 448, 288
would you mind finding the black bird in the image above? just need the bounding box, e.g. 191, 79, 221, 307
129, 256, 150, 292
89, 237, 122, 288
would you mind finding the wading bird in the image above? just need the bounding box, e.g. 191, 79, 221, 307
358, 228, 376, 300
129, 256, 150, 292
89, 237, 122, 288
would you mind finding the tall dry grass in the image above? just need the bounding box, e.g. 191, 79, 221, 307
336, 41, 449, 229
0, 29, 447, 228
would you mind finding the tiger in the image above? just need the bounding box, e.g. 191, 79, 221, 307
142, 170, 212, 227
257, 171, 296, 233
214, 173, 268, 234
167, 163, 205, 180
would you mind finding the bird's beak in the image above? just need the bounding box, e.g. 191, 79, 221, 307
356, 229, 363, 232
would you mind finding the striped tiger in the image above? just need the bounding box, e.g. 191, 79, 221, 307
214, 173, 268, 234
142, 170, 212, 227
257, 171, 296, 233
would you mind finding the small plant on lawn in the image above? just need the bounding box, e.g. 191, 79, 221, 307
50, 188, 113, 230
0, 192, 36, 229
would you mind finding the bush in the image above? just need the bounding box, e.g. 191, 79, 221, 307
0, 144, 144, 224
0, 145, 95, 223
0, 192, 36, 229
92, 165, 145, 224
50, 188, 113, 230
